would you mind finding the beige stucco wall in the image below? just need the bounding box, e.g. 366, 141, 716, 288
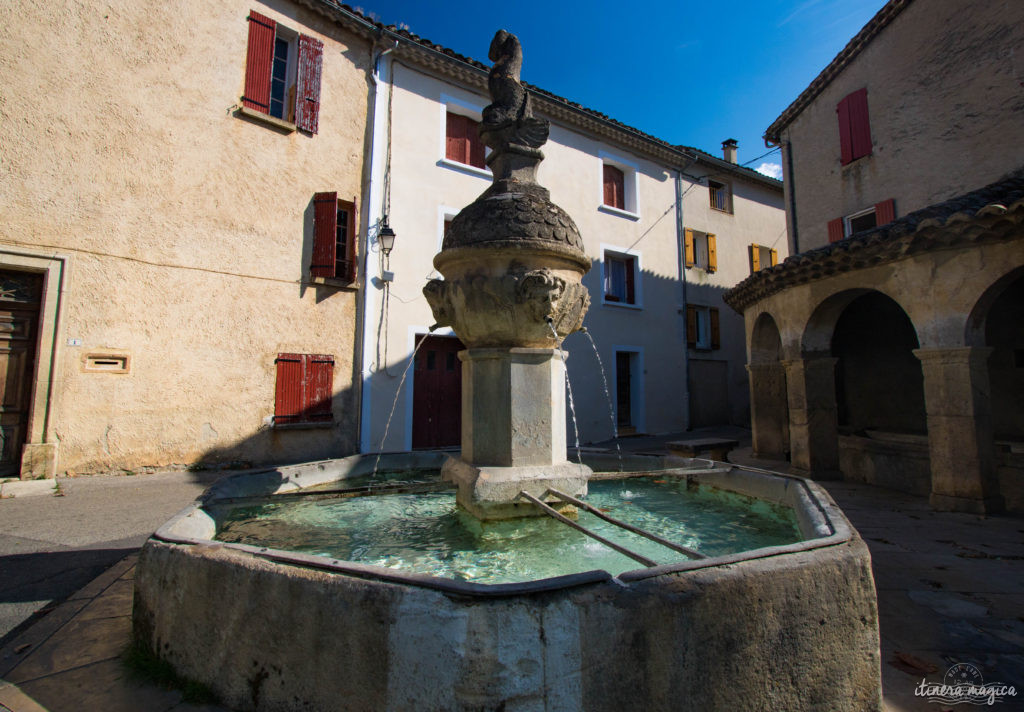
363, 60, 785, 451
779, 0, 1024, 252
0, 0, 372, 474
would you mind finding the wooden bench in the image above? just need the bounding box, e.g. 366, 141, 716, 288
666, 438, 739, 462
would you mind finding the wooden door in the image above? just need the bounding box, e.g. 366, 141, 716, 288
0, 270, 42, 475
412, 335, 464, 449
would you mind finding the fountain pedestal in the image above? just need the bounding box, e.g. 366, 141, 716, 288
442, 347, 588, 519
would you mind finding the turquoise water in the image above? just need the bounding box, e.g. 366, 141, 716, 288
212, 477, 801, 584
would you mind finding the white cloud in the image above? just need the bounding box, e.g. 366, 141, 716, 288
756, 162, 783, 180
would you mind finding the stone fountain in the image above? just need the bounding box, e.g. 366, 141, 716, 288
423, 29, 591, 520
131, 30, 883, 712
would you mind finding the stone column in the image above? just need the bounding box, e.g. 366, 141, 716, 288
747, 362, 789, 459
914, 347, 1003, 514
783, 356, 840, 477
442, 347, 589, 519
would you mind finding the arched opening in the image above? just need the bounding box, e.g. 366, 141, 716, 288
831, 292, 926, 435
749, 312, 789, 459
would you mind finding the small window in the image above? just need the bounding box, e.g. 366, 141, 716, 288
602, 249, 640, 306
445, 111, 486, 169
837, 88, 872, 165
749, 243, 778, 273
686, 305, 721, 351
708, 180, 732, 213
311, 193, 357, 283
603, 165, 625, 209
274, 353, 334, 425
684, 229, 717, 273
828, 198, 895, 242
242, 11, 323, 133
598, 153, 639, 217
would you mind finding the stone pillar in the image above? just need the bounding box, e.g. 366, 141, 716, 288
783, 356, 840, 477
914, 347, 1003, 514
442, 347, 590, 519
747, 362, 789, 459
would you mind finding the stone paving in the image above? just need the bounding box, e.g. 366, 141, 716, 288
0, 442, 1021, 711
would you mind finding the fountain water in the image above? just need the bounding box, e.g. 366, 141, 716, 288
132, 29, 883, 712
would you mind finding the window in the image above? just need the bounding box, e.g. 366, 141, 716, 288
686, 305, 720, 350
749, 243, 778, 273
708, 180, 732, 213
598, 152, 639, 218
274, 353, 334, 425
827, 198, 895, 243
311, 192, 357, 283
242, 11, 323, 133
602, 248, 641, 307
684, 229, 717, 273
837, 88, 872, 165
445, 112, 486, 169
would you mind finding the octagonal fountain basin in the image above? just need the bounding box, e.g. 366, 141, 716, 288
133, 452, 882, 712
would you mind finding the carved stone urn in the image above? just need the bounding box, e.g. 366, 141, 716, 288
423, 29, 592, 519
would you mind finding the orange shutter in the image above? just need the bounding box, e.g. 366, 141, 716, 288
684, 229, 695, 268
770, 248, 778, 267
707, 234, 717, 273
750, 243, 761, 273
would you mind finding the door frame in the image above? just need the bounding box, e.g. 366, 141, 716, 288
0, 248, 69, 478
613, 344, 646, 435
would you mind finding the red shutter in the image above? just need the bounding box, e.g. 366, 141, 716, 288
828, 217, 844, 243
446, 112, 467, 163
311, 192, 337, 278
243, 11, 276, 113
686, 306, 697, 347
848, 88, 872, 161
295, 34, 323, 134
343, 198, 357, 283
710, 308, 721, 350
874, 198, 895, 226
604, 165, 624, 209
837, 94, 853, 165
275, 353, 303, 423
467, 119, 486, 168
305, 354, 334, 422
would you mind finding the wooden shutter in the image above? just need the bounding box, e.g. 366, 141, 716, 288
684, 229, 695, 268
243, 11, 276, 113
341, 198, 357, 283
750, 243, 761, 272
707, 234, 717, 273
710, 308, 721, 350
446, 113, 468, 164
274, 353, 304, 423
467, 119, 486, 168
828, 218, 844, 243
305, 354, 334, 422
874, 198, 895, 226
604, 165, 624, 209
838, 88, 871, 164
295, 34, 323, 134
686, 306, 697, 347
311, 192, 337, 278
770, 248, 778, 267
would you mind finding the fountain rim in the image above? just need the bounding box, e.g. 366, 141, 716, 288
432, 242, 592, 273
153, 452, 852, 598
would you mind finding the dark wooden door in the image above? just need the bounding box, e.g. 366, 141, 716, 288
0, 270, 42, 475
412, 335, 464, 449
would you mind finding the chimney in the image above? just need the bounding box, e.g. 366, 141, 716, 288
722, 138, 738, 164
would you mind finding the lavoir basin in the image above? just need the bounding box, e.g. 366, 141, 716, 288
133, 452, 883, 712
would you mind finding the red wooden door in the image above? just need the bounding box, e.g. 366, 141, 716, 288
0, 270, 42, 475
412, 335, 464, 449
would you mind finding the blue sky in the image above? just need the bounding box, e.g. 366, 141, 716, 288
351, 0, 886, 178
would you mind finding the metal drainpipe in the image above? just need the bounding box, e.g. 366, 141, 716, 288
357, 40, 397, 453
674, 153, 698, 432
784, 138, 799, 254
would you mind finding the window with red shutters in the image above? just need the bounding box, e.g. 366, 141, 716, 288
311, 193, 357, 283
445, 112, 486, 169
242, 11, 323, 133
837, 88, 872, 165
274, 353, 334, 425
603, 164, 625, 209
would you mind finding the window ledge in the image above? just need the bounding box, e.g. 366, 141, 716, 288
598, 204, 640, 221
709, 207, 734, 216
273, 421, 334, 430
602, 299, 643, 310
311, 276, 359, 291
438, 158, 491, 179
237, 105, 296, 133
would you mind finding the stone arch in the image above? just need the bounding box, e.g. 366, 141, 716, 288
748, 312, 789, 459
801, 287, 912, 356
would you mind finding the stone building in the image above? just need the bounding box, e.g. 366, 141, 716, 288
0, 0, 387, 476
356, 29, 786, 454
725, 0, 1024, 514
